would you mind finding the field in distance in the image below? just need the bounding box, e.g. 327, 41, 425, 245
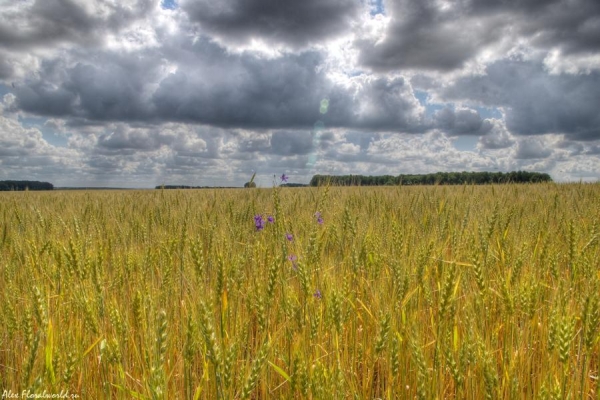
0, 183, 599, 399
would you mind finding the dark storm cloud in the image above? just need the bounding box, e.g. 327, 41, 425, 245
0, 55, 13, 80
349, 77, 426, 131
14, 51, 163, 120
317, 131, 336, 150
515, 138, 553, 159
469, 0, 600, 55
433, 107, 492, 136
152, 49, 331, 128
584, 143, 600, 155
64, 59, 156, 120
181, 0, 359, 48
11, 38, 426, 132
554, 139, 585, 156
358, 0, 600, 71
441, 58, 600, 140
15, 39, 331, 128
270, 131, 314, 155
358, 0, 505, 71
230, 129, 333, 159
0, 0, 156, 50
11, 81, 77, 116
97, 126, 173, 152
158, 44, 423, 132
237, 133, 271, 153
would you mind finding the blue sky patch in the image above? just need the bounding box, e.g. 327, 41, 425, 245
0, 84, 11, 97
414, 90, 502, 120
414, 90, 445, 117
161, 0, 178, 10
370, 0, 385, 15
473, 106, 502, 120
452, 136, 478, 151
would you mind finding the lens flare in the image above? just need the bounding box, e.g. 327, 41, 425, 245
320, 98, 329, 114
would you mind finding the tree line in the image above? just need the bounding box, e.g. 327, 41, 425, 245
309, 171, 552, 186
0, 180, 54, 191
156, 185, 238, 189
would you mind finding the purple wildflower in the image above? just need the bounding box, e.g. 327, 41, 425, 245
267, 215, 275, 223
285, 233, 293, 242
254, 215, 264, 231
313, 289, 322, 299
280, 173, 288, 183
315, 211, 323, 225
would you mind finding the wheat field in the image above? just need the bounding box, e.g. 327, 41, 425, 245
1, 183, 599, 399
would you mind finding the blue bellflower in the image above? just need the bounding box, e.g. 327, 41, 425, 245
254, 215, 264, 231
315, 211, 324, 225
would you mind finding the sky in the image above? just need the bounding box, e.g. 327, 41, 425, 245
0, 0, 599, 187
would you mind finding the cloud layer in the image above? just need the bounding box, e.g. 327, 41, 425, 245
1, 0, 599, 186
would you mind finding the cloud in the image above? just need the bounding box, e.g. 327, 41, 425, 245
54, 123, 228, 186
477, 120, 515, 150
584, 143, 600, 155
0, 0, 156, 50
270, 131, 314, 156
481, 0, 600, 56
97, 125, 174, 153
152, 48, 331, 128
433, 107, 492, 136
357, 0, 600, 72
152, 44, 428, 131
514, 137, 553, 159
181, 0, 359, 49
236, 131, 271, 154
0, 108, 81, 182
440, 58, 600, 140
10, 39, 428, 133
0, 54, 13, 80
13, 51, 164, 120
358, 0, 504, 71
349, 76, 426, 131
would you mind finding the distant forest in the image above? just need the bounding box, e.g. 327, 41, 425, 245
0, 180, 54, 191
309, 171, 552, 186
156, 185, 238, 189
